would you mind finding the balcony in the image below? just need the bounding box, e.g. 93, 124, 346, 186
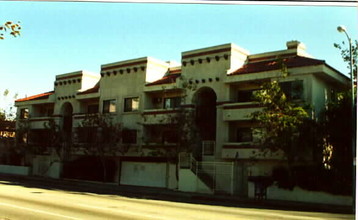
142, 109, 179, 125
27, 117, 53, 129
221, 142, 283, 160
222, 102, 263, 121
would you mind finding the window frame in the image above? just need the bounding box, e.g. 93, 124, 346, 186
163, 97, 181, 109
124, 97, 139, 112
236, 127, 253, 143
237, 89, 259, 103
20, 108, 29, 119
87, 104, 99, 114
279, 80, 304, 101
102, 99, 117, 114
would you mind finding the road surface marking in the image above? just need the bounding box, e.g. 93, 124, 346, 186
0, 201, 81, 220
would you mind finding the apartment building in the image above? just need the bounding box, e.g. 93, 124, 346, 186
14, 41, 349, 196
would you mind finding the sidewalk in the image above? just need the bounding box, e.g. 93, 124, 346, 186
0, 174, 354, 214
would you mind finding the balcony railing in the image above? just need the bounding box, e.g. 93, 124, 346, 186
222, 102, 263, 121
142, 109, 179, 124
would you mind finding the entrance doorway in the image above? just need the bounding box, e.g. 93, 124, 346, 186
194, 87, 217, 156
61, 102, 73, 139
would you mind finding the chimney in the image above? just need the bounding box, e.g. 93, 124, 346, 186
286, 40, 306, 50
286, 40, 311, 57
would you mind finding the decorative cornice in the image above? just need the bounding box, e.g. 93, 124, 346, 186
182, 48, 231, 59
57, 95, 76, 100
56, 74, 82, 80
55, 78, 81, 87
182, 54, 229, 67
101, 60, 147, 71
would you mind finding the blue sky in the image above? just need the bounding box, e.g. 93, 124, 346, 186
0, 1, 357, 109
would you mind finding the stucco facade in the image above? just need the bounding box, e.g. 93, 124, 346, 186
14, 41, 349, 197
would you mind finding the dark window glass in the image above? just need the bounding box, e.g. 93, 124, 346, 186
280, 81, 303, 100
46, 108, 54, 117
28, 129, 51, 147
20, 108, 29, 119
236, 127, 253, 142
87, 104, 99, 114
103, 100, 116, 113
237, 90, 257, 102
77, 127, 97, 143
163, 129, 178, 143
163, 97, 181, 109
124, 97, 139, 112
122, 129, 137, 144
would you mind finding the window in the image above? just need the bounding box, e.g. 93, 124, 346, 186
122, 129, 137, 144
36, 105, 53, 117
76, 127, 97, 143
87, 104, 99, 114
103, 100, 116, 113
46, 108, 54, 117
163, 129, 178, 143
28, 129, 51, 147
20, 108, 29, 119
280, 80, 303, 100
163, 97, 181, 109
237, 90, 258, 102
124, 97, 139, 112
236, 127, 253, 142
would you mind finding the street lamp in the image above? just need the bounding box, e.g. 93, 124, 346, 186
337, 25, 354, 102
337, 25, 356, 211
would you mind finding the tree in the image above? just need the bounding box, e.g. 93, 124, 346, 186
0, 21, 21, 40
334, 40, 357, 81
75, 113, 125, 182
251, 80, 309, 166
319, 91, 353, 194
141, 76, 200, 180
0, 89, 18, 121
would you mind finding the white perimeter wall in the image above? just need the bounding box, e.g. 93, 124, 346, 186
0, 165, 30, 176
248, 182, 352, 206
120, 162, 177, 189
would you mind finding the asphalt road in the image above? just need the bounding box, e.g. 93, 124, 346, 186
0, 180, 354, 220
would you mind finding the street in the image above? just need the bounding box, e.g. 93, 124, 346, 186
0, 179, 354, 220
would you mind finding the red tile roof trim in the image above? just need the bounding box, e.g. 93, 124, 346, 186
248, 52, 297, 63
15, 91, 54, 102
230, 56, 325, 76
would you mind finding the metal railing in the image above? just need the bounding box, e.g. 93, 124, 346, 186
179, 152, 234, 195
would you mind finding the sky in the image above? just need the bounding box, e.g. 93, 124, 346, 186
0, 1, 357, 111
